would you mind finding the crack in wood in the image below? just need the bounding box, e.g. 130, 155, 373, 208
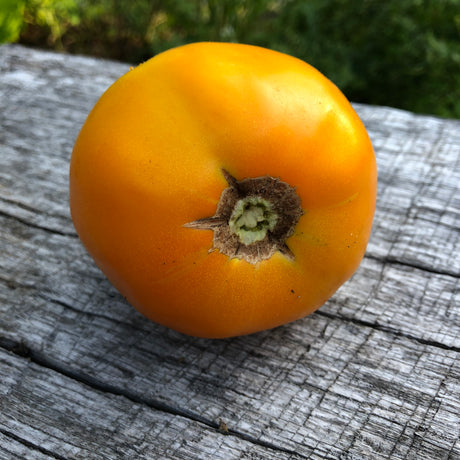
0, 196, 70, 221
0, 209, 77, 238
0, 427, 68, 460
36, 293, 123, 324
314, 310, 460, 353
366, 254, 460, 279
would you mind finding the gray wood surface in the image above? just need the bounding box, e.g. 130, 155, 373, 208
1, 44, 459, 460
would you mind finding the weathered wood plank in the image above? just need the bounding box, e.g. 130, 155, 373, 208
1, 44, 459, 459
1, 287, 459, 459
358, 104, 460, 277
1, 348, 302, 460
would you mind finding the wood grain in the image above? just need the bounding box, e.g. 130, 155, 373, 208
1, 44, 459, 459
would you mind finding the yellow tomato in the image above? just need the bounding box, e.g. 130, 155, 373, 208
69, 42, 377, 338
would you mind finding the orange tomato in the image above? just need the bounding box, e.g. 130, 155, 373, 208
69, 42, 377, 338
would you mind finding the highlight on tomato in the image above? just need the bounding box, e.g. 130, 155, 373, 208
69, 42, 377, 338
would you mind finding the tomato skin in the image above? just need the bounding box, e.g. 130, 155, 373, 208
69, 42, 377, 338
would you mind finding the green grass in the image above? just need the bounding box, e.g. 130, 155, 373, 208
3, 0, 459, 118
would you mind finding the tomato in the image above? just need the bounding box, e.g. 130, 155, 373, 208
69, 42, 377, 338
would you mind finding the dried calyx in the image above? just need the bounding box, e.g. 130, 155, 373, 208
184, 169, 303, 264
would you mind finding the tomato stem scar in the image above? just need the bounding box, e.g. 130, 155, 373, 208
229, 197, 277, 245
184, 169, 303, 264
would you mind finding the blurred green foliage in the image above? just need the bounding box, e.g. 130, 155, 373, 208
0, 0, 26, 43
2, 0, 459, 118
